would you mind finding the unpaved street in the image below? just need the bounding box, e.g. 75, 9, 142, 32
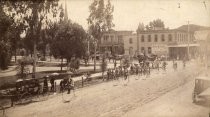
4, 61, 207, 117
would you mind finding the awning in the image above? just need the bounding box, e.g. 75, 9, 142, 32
168, 43, 200, 47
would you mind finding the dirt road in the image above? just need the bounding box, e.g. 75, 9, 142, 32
4, 61, 205, 117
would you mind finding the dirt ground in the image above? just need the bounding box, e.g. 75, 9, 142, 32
2, 61, 208, 117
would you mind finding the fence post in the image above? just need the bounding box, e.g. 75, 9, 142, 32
82, 77, 84, 87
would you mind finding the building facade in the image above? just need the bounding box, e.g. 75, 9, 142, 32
99, 30, 132, 56
124, 29, 198, 59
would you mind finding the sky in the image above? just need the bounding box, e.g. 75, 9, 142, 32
61, 0, 210, 31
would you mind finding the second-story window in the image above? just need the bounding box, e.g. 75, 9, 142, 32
161, 34, 165, 42
168, 34, 172, 42
118, 35, 123, 43
155, 34, 158, 42
148, 35, 151, 42
110, 35, 114, 42
141, 35, 144, 42
104, 35, 108, 42
129, 38, 133, 44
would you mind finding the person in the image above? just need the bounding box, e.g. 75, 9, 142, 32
60, 79, 64, 92
115, 68, 119, 80
162, 61, 167, 71
43, 76, 48, 93
114, 60, 117, 69
50, 77, 55, 92
107, 69, 110, 81
124, 68, 129, 80
67, 76, 75, 95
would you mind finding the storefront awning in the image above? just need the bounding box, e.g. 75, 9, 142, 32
168, 43, 200, 47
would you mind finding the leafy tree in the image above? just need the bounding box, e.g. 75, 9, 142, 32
87, 0, 114, 71
50, 21, 87, 71
146, 19, 165, 30
3, 0, 60, 77
9, 21, 26, 62
0, 4, 12, 70
136, 22, 145, 33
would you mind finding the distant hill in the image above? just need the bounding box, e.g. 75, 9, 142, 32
176, 24, 210, 32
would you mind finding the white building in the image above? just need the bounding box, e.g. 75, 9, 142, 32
124, 29, 198, 59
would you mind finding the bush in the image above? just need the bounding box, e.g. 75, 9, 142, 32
40, 57, 46, 61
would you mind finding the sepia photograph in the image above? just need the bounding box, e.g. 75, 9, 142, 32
0, 0, 210, 117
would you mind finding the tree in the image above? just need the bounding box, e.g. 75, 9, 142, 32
8, 21, 26, 62
87, 0, 114, 71
3, 0, 60, 78
50, 21, 87, 71
0, 3, 12, 70
136, 22, 144, 33
146, 19, 165, 30
100, 55, 107, 81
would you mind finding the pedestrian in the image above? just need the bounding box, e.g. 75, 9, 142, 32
67, 76, 75, 95
43, 76, 48, 93
50, 77, 55, 92
60, 79, 64, 92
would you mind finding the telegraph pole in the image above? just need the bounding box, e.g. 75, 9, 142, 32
187, 21, 190, 60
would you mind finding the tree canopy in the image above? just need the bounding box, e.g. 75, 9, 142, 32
145, 19, 165, 30
87, 0, 114, 40
51, 21, 87, 61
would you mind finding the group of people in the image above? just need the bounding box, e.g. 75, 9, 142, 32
59, 76, 75, 94
106, 67, 129, 81
43, 76, 55, 93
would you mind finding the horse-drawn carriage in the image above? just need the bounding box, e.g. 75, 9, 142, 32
192, 76, 210, 103
0, 75, 54, 107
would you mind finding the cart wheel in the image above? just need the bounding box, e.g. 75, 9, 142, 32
19, 93, 32, 104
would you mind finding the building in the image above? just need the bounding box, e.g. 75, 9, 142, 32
99, 30, 132, 56
124, 29, 198, 60
194, 30, 210, 56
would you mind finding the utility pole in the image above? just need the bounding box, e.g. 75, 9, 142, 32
94, 39, 97, 72
32, 40, 37, 78
187, 21, 190, 60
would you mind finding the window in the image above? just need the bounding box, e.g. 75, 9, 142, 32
118, 35, 123, 43
141, 35, 144, 42
104, 35, 108, 42
129, 38, 133, 44
141, 47, 144, 53
168, 34, 172, 42
110, 35, 114, 42
155, 34, 158, 42
148, 35, 151, 42
148, 47, 151, 54
161, 34, 165, 42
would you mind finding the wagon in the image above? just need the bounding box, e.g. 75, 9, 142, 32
192, 76, 210, 103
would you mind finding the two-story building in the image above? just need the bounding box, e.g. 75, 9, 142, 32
99, 30, 132, 56
124, 29, 198, 59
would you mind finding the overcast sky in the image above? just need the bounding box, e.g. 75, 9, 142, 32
61, 0, 210, 31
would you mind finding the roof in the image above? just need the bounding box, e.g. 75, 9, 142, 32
167, 43, 200, 47
136, 29, 191, 34
195, 76, 210, 81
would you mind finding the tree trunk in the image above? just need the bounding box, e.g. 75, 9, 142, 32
61, 57, 63, 71
14, 48, 17, 62
102, 72, 104, 81
43, 49, 46, 60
